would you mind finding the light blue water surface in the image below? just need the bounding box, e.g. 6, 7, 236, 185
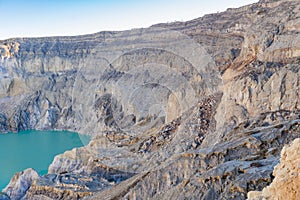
0, 130, 90, 190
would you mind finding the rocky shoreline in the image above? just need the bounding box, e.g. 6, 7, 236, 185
0, 0, 299, 199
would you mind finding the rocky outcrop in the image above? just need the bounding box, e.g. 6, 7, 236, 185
87, 116, 300, 200
248, 138, 300, 200
0, 193, 10, 200
0, 0, 299, 199
2, 168, 39, 200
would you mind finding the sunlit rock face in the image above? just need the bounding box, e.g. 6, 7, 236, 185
0, 0, 299, 199
2, 168, 39, 200
248, 138, 300, 200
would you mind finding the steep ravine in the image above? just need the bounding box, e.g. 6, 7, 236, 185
0, 0, 299, 199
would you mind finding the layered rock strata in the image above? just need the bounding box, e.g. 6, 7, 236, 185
0, 0, 299, 199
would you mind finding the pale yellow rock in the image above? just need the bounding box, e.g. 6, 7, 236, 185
247, 191, 264, 200
166, 92, 181, 123
248, 138, 300, 200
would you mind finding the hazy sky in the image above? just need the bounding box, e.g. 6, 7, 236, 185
0, 0, 258, 40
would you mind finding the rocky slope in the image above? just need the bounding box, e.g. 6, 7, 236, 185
0, 0, 299, 199
247, 138, 300, 200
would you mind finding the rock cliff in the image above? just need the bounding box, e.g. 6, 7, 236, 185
0, 0, 299, 199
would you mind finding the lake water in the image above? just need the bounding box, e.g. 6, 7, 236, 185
0, 130, 90, 190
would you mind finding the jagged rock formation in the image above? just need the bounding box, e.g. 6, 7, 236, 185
0, 193, 10, 200
0, 0, 299, 199
2, 169, 39, 200
247, 138, 300, 200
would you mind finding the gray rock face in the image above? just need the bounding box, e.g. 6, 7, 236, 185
0, 27, 220, 135
0, 193, 10, 200
0, 0, 299, 199
2, 168, 39, 200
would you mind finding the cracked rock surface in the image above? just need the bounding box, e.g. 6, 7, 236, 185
247, 138, 300, 200
0, 0, 299, 199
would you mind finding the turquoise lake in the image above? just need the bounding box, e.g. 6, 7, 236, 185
0, 130, 90, 190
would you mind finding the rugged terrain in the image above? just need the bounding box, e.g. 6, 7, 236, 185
248, 138, 300, 200
0, 0, 299, 199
